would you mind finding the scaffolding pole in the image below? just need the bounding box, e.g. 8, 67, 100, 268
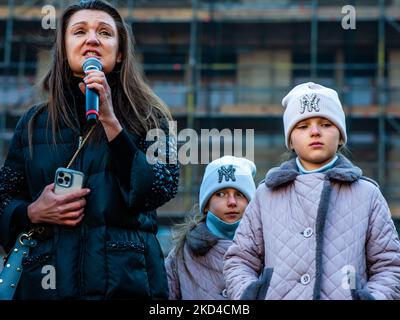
310, 0, 318, 79
127, 0, 134, 26
4, 0, 14, 70
377, 0, 386, 188
1, 0, 15, 163
183, 0, 199, 211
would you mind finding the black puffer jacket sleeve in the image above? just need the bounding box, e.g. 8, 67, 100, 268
108, 121, 179, 212
0, 114, 32, 250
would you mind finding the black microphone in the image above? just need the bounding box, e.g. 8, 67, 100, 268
82, 57, 103, 125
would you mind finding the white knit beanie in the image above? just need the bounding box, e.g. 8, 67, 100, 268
199, 156, 257, 214
282, 82, 347, 149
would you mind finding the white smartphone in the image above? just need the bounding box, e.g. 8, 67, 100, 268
54, 168, 85, 195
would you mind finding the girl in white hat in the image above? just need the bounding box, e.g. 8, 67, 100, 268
223, 82, 400, 300
165, 156, 257, 300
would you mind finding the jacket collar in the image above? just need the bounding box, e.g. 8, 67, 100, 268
264, 154, 362, 189
186, 221, 220, 256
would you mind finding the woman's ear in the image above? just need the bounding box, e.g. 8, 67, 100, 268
116, 52, 122, 63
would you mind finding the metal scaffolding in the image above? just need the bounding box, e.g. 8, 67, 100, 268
1, 0, 400, 214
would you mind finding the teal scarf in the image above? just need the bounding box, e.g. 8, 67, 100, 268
296, 155, 338, 174
205, 211, 241, 240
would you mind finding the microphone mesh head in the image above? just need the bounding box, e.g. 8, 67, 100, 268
83, 57, 103, 72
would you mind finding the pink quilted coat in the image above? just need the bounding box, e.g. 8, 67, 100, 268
223, 155, 400, 300
166, 222, 231, 300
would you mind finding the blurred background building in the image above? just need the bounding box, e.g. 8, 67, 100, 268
0, 0, 400, 256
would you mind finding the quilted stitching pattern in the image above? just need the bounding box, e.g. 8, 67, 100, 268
224, 173, 400, 300
166, 239, 231, 300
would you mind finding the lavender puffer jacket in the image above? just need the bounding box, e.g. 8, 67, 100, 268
224, 155, 400, 300
165, 222, 231, 300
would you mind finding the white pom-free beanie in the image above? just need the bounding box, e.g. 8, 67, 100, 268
199, 156, 257, 214
282, 82, 347, 149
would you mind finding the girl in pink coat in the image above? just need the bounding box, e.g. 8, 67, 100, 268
224, 82, 400, 300
165, 156, 256, 299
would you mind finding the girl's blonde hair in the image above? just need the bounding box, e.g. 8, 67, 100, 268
170, 204, 206, 282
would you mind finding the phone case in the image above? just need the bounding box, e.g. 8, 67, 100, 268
54, 167, 85, 195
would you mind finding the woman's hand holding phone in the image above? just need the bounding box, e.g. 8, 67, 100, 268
27, 183, 90, 226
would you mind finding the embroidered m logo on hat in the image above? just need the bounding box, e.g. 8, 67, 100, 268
218, 165, 236, 183
199, 156, 256, 214
299, 93, 320, 114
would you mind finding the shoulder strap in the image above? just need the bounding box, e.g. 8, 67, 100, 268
0, 233, 37, 300
66, 125, 96, 169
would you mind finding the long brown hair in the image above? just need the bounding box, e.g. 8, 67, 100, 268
29, 0, 171, 147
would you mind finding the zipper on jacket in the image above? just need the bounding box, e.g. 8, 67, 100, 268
75, 133, 85, 297
78, 221, 86, 297
78, 136, 83, 149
